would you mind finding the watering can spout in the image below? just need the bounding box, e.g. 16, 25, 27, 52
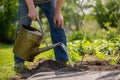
38, 42, 62, 53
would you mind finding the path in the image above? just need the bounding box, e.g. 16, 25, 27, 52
27, 71, 120, 80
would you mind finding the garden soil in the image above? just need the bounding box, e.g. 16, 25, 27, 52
9, 59, 120, 80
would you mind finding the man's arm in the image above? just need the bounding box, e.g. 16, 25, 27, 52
25, 0, 38, 20
54, 0, 64, 28
25, 0, 64, 25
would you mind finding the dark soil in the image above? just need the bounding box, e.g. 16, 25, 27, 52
9, 59, 120, 80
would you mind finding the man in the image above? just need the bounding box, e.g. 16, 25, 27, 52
14, 0, 68, 68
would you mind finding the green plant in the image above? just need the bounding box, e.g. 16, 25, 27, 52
95, 50, 107, 60
67, 40, 81, 62
110, 57, 119, 65
67, 36, 120, 64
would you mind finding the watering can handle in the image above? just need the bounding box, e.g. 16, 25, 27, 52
16, 15, 48, 46
37, 18, 44, 35
17, 15, 44, 35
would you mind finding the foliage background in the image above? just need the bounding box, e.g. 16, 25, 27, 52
0, 0, 120, 43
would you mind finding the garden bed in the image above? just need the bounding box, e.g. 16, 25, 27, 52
10, 59, 120, 80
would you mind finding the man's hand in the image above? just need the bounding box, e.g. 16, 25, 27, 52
25, 0, 38, 21
54, 12, 64, 28
28, 8, 38, 21
54, 0, 64, 28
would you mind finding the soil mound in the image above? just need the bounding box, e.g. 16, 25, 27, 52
10, 59, 120, 80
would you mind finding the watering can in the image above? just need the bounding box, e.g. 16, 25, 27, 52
13, 16, 62, 62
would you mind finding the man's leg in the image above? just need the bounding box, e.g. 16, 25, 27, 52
14, 0, 32, 65
38, 0, 68, 61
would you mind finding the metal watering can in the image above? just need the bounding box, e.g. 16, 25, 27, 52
13, 16, 62, 62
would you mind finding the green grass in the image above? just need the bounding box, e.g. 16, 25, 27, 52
0, 43, 15, 80
0, 43, 54, 80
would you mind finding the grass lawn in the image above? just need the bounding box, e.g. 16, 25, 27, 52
0, 43, 54, 80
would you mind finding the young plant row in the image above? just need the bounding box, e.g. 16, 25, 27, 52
67, 38, 120, 65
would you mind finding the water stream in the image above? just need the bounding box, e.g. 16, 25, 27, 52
61, 43, 74, 67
